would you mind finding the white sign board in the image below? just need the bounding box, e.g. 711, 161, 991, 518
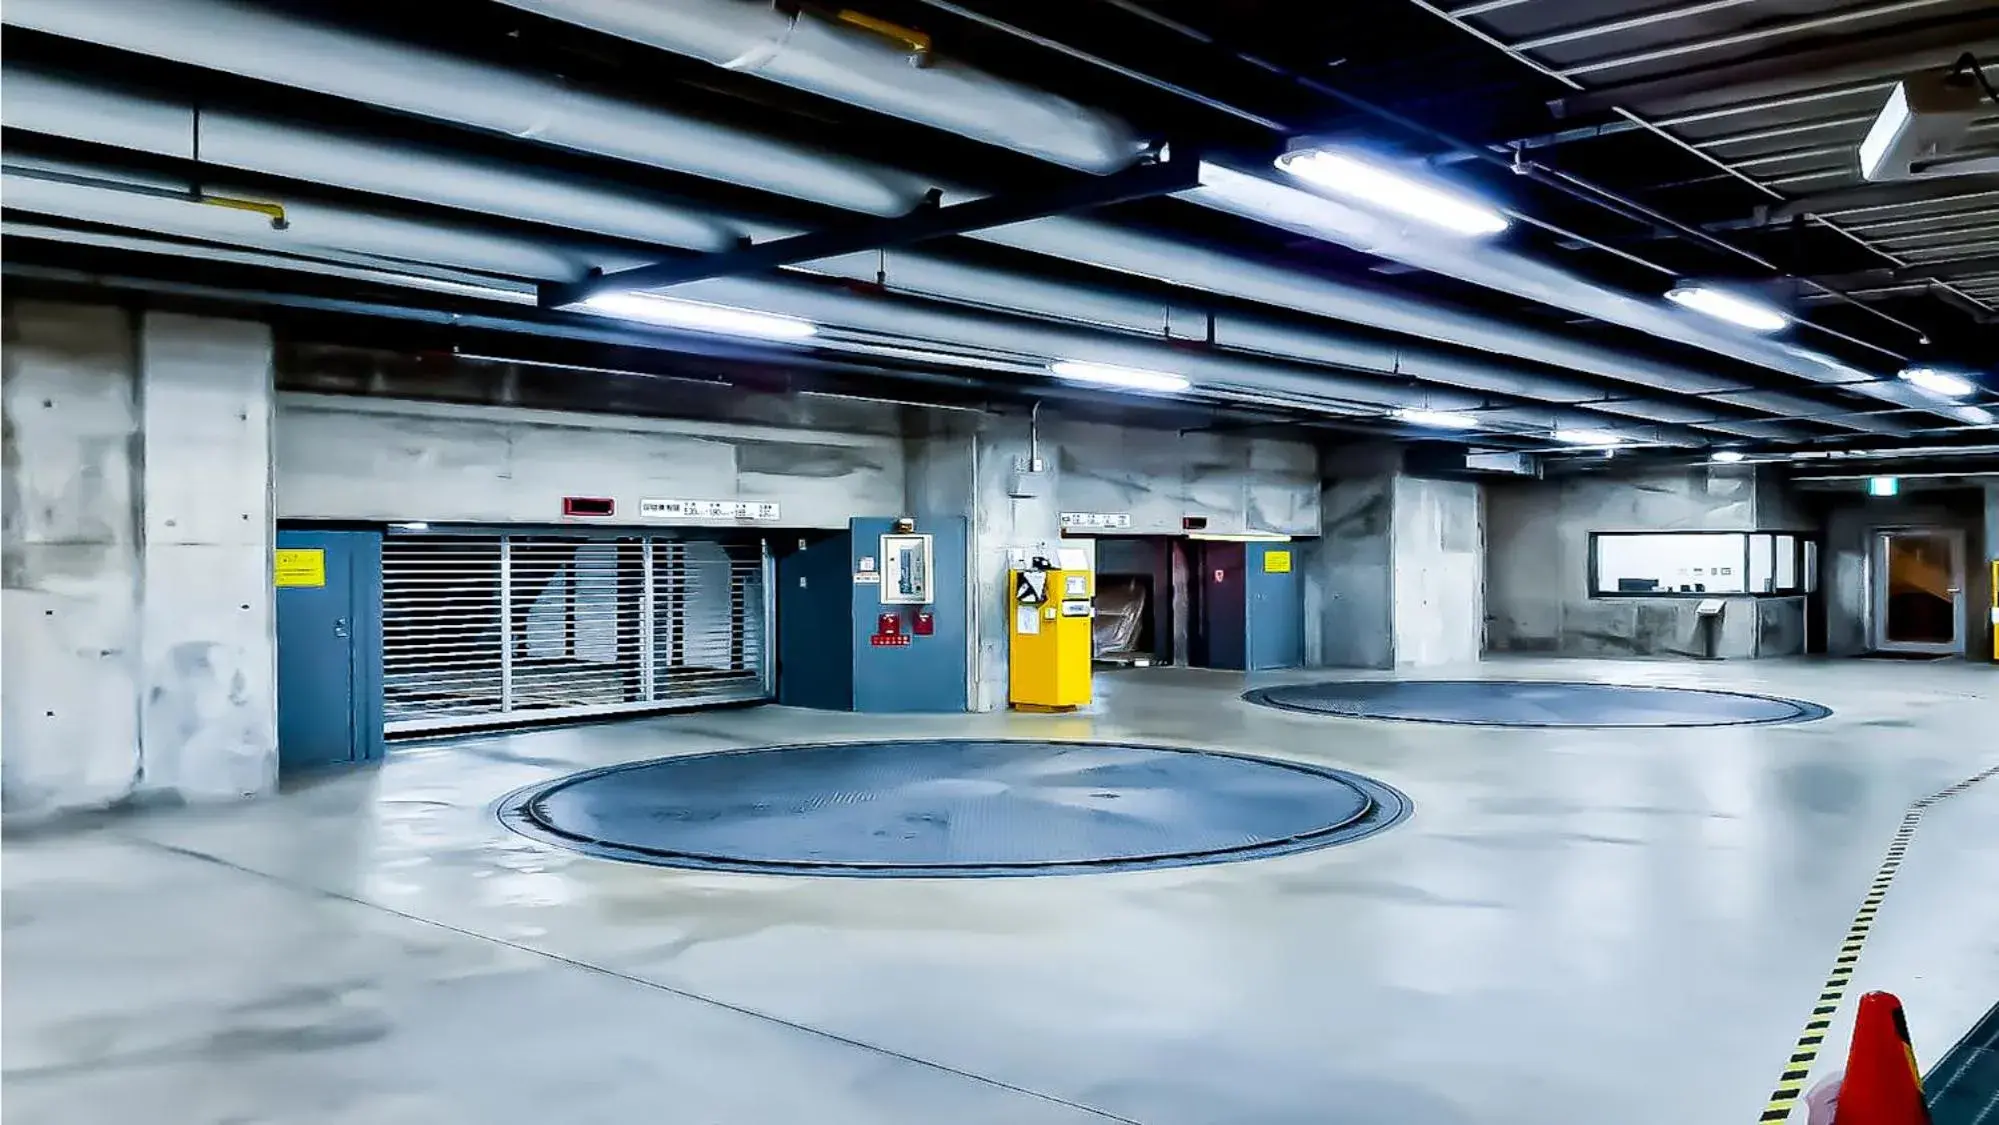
640, 498, 781, 522
1059, 511, 1132, 531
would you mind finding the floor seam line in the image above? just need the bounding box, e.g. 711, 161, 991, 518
119, 831, 1146, 1125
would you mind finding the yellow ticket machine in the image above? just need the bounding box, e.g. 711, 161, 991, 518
1008, 567, 1093, 711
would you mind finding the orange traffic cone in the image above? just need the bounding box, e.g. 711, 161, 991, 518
1833, 991, 1930, 1124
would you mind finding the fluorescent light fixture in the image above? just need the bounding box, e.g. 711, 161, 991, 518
1709, 450, 1747, 463
390, 521, 431, 531
1665, 285, 1790, 333
1897, 365, 1975, 398
1187, 531, 1292, 542
1553, 428, 1625, 447
1858, 82, 1911, 182
1857, 73, 1988, 182
1868, 476, 1899, 497
577, 292, 817, 340
1049, 360, 1190, 393
1391, 407, 1480, 430
1956, 404, 1995, 425
1274, 147, 1510, 237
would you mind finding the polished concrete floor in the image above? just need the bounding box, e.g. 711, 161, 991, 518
6, 658, 1998, 1125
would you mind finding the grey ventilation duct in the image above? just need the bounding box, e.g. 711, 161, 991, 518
4, 162, 1729, 445
486, 0, 1960, 429
2, 0, 1923, 438
2, 65, 1818, 440
494, 0, 1142, 173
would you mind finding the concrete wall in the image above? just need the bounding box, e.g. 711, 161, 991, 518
908, 411, 1321, 709
1485, 466, 1807, 659
1300, 461, 1482, 669
1393, 476, 1484, 666
276, 388, 1319, 713
1818, 489, 1991, 659
1303, 476, 1395, 669
3, 301, 276, 820
276, 395, 906, 527
1989, 483, 1999, 659
1054, 421, 1320, 536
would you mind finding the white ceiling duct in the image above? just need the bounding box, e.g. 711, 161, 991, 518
0, 68, 763, 253
0, 0, 926, 216
3, 67, 1812, 441
492, 0, 1140, 173
0, 163, 641, 281
4, 169, 1716, 446
480, 0, 1958, 430
2, 0, 1920, 437
0, 168, 1599, 422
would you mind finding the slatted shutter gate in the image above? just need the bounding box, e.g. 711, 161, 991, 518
382, 531, 771, 736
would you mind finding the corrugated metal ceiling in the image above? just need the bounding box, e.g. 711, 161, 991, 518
1428, 0, 1999, 313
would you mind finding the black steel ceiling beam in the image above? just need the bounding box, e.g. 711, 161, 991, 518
537, 154, 1200, 309
1807, 253, 1999, 289
1548, 19, 1999, 120
1759, 176, 1999, 223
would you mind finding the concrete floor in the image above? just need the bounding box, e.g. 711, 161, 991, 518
6, 657, 1997, 1125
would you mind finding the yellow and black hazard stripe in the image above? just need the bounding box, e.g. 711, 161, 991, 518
1757, 763, 1999, 1122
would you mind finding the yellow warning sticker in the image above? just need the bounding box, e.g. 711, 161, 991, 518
274, 548, 326, 588
1263, 549, 1292, 574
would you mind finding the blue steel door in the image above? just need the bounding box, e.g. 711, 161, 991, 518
1246, 542, 1303, 670
1200, 542, 1248, 671
276, 529, 382, 771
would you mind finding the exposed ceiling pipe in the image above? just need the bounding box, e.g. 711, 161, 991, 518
485, 0, 1963, 429
0, 69, 1809, 440
494, 0, 1141, 173
5, 166, 1725, 445
0, 65, 1843, 441
0, 0, 1913, 439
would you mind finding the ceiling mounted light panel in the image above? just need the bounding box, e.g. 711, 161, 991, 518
1391, 407, 1481, 430
1897, 365, 1976, 398
1049, 360, 1191, 393
1274, 146, 1510, 237
1664, 285, 1790, 334
578, 292, 818, 340
1552, 428, 1625, 447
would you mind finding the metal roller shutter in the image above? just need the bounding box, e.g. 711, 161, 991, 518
382, 531, 770, 736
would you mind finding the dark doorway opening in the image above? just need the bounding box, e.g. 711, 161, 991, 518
1092, 536, 1176, 668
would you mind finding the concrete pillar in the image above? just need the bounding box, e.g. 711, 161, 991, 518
2, 302, 146, 816
1303, 476, 1396, 669
1, 301, 277, 821
902, 410, 1062, 712
969, 416, 1062, 712
1984, 483, 1999, 661
1392, 475, 1484, 665
1301, 442, 1483, 669
136, 312, 278, 801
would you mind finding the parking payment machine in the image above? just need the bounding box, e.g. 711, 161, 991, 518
1009, 562, 1093, 711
